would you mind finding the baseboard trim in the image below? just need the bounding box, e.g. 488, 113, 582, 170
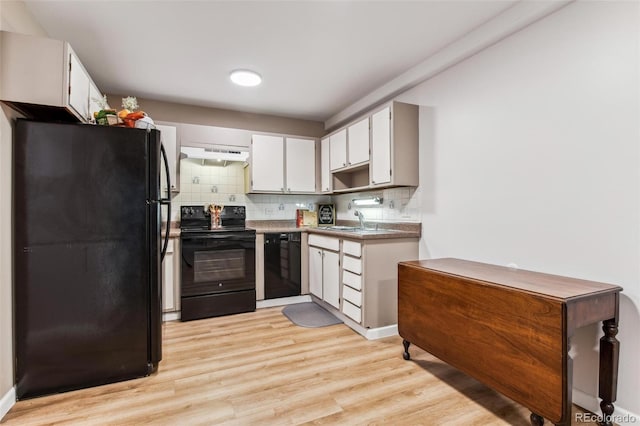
308, 295, 398, 340
0, 386, 16, 421
365, 324, 399, 340
256, 295, 312, 309
162, 311, 180, 322
573, 389, 639, 426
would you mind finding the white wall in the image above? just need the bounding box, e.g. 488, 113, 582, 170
397, 0, 639, 419
0, 0, 48, 418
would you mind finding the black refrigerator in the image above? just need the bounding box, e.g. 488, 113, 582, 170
13, 119, 171, 399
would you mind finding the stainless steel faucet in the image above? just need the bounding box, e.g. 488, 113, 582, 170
354, 210, 365, 229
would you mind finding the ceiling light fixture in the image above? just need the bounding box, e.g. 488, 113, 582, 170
230, 69, 262, 87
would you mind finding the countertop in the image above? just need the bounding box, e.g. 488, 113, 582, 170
246, 220, 421, 240
165, 220, 421, 240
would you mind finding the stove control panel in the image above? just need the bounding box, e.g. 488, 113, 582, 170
180, 205, 247, 229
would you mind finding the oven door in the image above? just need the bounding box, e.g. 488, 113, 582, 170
181, 232, 256, 298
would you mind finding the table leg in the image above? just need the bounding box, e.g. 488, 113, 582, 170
598, 318, 619, 426
530, 413, 544, 425
402, 339, 411, 360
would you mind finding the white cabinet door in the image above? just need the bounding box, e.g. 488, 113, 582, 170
329, 129, 347, 171
320, 137, 331, 193
68, 52, 90, 121
156, 125, 178, 196
347, 117, 370, 166
285, 137, 316, 193
309, 247, 323, 298
371, 107, 392, 185
322, 250, 340, 309
162, 239, 176, 312
251, 134, 284, 191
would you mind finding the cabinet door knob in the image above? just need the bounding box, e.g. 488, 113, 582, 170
281, 187, 284, 191
343, 162, 346, 166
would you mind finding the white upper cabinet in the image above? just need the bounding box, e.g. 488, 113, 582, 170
0, 31, 103, 123
251, 134, 285, 192
68, 52, 91, 121
286, 137, 316, 193
371, 107, 392, 185
320, 137, 331, 193
347, 117, 370, 166
331, 101, 418, 193
248, 134, 317, 194
329, 129, 347, 171
329, 118, 369, 173
370, 102, 419, 188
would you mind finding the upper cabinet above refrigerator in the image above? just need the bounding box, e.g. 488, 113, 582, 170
0, 31, 106, 123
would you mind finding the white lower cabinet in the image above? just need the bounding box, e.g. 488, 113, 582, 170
308, 235, 340, 309
162, 237, 180, 314
341, 237, 419, 329
340, 240, 364, 324
309, 247, 323, 299
307, 233, 419, 329
322, 251, 340, 308
342, 300, 362, 323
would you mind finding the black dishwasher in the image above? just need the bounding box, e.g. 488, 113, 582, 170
264, 233, 301, 299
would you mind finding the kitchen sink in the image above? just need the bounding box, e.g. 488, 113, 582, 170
324, 226, 400, 234
326, 226, 361, 231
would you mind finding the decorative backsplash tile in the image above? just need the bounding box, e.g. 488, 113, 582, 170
168, 159, 419, 223
332, 187, 421, 223
168, 159, 331, 221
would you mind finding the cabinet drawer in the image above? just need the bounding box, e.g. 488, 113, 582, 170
342, 270, 362, 290
342, 255, 362, 275
308, 234, 339, 251
342, 300, 361, 323
342, 240, 361, 257
342, 285, 362, 307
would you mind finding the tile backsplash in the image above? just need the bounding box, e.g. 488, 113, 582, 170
168, 159, 330, 221
333, 187, 421, 223
168, 159, 420, 223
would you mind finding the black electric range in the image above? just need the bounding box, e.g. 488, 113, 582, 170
179, 205, 256, 321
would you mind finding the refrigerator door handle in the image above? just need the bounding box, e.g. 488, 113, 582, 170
160, 143, 172, 261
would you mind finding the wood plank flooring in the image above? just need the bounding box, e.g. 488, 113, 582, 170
2, 307, 596, 425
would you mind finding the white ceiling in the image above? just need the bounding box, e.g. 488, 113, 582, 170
25, 1, 518, 122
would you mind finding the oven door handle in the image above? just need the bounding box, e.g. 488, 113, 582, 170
181, 234, 255, 242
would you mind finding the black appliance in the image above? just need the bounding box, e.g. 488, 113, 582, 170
264, 233, 301, 299
180, 205, 256, 321
13, 120, 171, 399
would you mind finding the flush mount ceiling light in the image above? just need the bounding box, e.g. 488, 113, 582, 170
229, 69, 262, 87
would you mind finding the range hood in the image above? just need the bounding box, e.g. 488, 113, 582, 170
180, 146, 249, 163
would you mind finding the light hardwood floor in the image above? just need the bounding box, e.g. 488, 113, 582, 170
3, 307, 596, 425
